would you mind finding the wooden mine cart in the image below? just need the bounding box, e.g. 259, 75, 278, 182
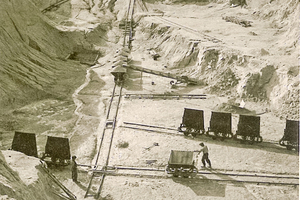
11, 131, 38, 157
44, 136, 71, 166
279, 120, 299, 151
178, 108, 205, 137
207, 111, 233, 140
235, 115, 262, 144
166, 150, 198, 178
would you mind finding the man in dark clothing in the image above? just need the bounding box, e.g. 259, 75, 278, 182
195, 142, 212, 168
71, 156, 78, 182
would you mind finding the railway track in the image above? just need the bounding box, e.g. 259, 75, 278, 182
109, 93, 206, 99
84, 83, 123, 198
82, 0, 298, 198
154, 16, 222, 43
125, 64, 201, 85
85, 0, 136, 198
124, 93, 206, 99
122, 121, 179, 135
121, 121, 294, 150
92, 166, 299, 186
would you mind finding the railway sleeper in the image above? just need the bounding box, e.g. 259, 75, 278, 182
279, 139, 299, 151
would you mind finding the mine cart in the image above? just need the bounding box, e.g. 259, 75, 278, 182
11, 131, 38, 157
178, 108, 205, 137
235, 115, 262, 144
279, 120, 299, 151
111, 66, 127, 85
166, 150, 198, 178
44, 136, 71, 166
207, 111, 233, 140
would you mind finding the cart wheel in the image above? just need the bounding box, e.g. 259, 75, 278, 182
227, 132, 233, 139
246, 136, 251, 142
178, 124, 186, 133
191, 131, 198, 138
279, 139, 285, 146
166, 166, 170, 173
249, 136, 255, 145
194, 167, 198, 173
191, 167, 197, 178
205, 129, 210, 136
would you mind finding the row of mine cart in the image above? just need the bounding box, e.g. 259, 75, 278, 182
178, 108, 299, 150
11, 131, 71, 166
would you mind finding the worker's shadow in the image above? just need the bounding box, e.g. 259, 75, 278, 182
172, 175, 226, 197
74, 181, 86, 190
75, 181, 96, 195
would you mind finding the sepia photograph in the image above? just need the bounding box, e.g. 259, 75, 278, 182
0, 0, 299, 199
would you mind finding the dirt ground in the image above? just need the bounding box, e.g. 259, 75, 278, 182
1, 1, 299, 200
56, 3, 299, 199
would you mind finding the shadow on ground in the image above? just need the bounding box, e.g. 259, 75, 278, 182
172, 176, 226, 197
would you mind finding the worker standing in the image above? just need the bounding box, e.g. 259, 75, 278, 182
71, 156, 78, 182
195, 142, 212, 168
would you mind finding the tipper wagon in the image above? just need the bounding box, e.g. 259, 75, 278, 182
166, 150, 198, 178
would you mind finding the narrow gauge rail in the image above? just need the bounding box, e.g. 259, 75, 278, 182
124, 93, 207, 99
123, 122, 178, 131
84, 83, 123, 198
121, 121, 292, 148
109, 166, 299, 179
124, 64, 201, 85
154, 16, 222, 43
122, 121, 180, 135
85, 0, 136, 198
93, 166, 299, 186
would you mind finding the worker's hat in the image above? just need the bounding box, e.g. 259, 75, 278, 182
199, 142, 204, 146
72, 156, 77, 159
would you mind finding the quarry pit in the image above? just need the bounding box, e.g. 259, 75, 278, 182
0, 0, 299, 200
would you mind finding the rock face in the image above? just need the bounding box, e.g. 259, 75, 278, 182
0, 151, 60, 200
0, 0, 85, 112
137, 0, 299, 119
